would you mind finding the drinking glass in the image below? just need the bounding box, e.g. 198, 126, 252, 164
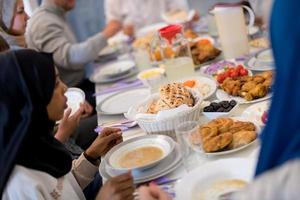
175, 121, 200, 173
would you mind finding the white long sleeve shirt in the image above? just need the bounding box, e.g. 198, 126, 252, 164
104, 0, 189, 29
2, 154, 99, 200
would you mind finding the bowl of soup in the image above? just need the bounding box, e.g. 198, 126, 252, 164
104, 135, 175, 172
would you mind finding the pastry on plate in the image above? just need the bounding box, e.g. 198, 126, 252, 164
191, 118, 257, 153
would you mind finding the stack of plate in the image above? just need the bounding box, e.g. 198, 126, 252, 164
90, 60, 138, 83
244, 48, 274, 71
99, 135, 182, 184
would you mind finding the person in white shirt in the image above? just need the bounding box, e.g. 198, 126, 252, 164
104, 0, 196, 36
0, 49, 134, 200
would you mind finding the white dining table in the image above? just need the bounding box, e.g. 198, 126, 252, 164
94, 47, 266, 186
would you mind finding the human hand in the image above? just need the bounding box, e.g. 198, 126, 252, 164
55, 107, 83, 143
123, 25, 135, 37
191, 10, 200, 22
138, 183, 171, 200
102, 20, 122, 39
81, 101, 93, 118
96, 171, 134, 200
85, 127, 123, 159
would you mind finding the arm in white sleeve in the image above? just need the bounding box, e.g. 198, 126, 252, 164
231, 159, 300, 200
165, 0, 189, 11
104, 0, 122, 23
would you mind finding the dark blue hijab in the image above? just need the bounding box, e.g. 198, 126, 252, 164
0, 50, 72, 196
255, 0, 300, 175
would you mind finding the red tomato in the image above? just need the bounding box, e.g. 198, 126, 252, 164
239, 68, 249, 76
231, 70, 239, 77
224, 71, 231, 78
217, 74, 226, 84
236, 65, 244, 71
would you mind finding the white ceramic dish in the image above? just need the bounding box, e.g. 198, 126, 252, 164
190, 117, 261, 156
244, 49, 274, 71
90, 66, 138, 83
216, 89, 272, 104
98, 60, 135, 78
98, 45, 118, 57
242, 100, 270, 127
202, 100, 239, 120
175, 158, 256, 200
162, 9, 195, 24
199, 61, 253, 80
64, 88, 85, 116
137, 68, 166, 89
96, 88, 150, 115
105, 135, 175, 171
179, 76, 217, 100
100, 144, 182, 184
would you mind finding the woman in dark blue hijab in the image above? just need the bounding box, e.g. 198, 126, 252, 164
255, 0, 300, 176
227, 0, 300, 199
0, 49, 72, 196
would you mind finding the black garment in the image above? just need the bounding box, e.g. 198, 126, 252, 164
0, 50, 72, 196
76, 79, 96, 109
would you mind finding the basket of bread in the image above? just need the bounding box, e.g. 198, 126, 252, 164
126, 82, 203, 139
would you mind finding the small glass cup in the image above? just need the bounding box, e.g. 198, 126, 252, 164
175, 121, 200, 173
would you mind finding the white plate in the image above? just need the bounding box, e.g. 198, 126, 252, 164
179, 76, 217, 100
98, 45, 118, 57
64, 88, 85, 116
96, 88, 150, 115
242, 101, 270, 127
105, 135, 175, 171
190, 117, 261, 156
199, 61, 253, 79
216, 89, 272, 104
90, 66, 138, 83
175, 158, 255, 200
136, 22, 167, 37
100, 144, 182, 184
162, 10, 195, 24
97, 60, 135, 78
244, 49, 274, 71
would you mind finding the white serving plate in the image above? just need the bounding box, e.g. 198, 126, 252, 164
244, 49, 274, 71
216, 89, 272, 104
96, 87, 150, 115
190, 117, 261, 156
99, 60, 135, 78
179, 76, 217, 100
105, 135, 175, 171
175, 158, 255, 200
100, 144, 182, 184
242, 100, 270, 127
64, 87, 85, 116
199, 60, 253, 80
